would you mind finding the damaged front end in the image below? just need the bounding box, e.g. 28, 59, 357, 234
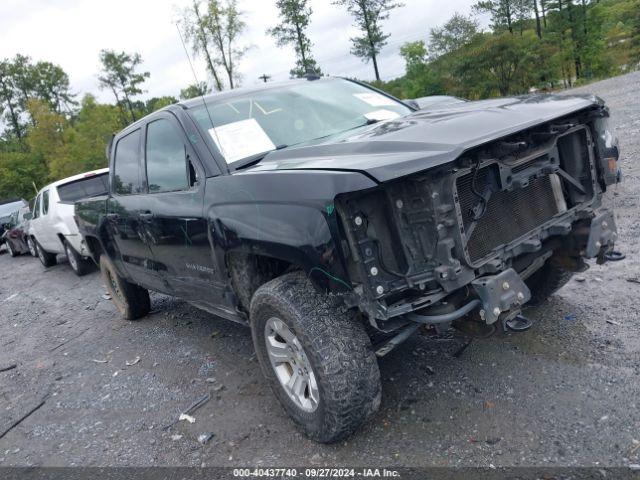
336, 105, 621, 351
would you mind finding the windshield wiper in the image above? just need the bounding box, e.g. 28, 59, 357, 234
235, 144, 289, 170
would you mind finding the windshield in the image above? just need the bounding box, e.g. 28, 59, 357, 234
188, 78, 412, 165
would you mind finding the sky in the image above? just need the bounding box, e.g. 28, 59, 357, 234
0, 0, 481, 104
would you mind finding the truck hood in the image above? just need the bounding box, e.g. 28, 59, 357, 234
250, 94, 601, 183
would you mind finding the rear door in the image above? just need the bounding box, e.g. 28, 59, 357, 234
34, 189, 61, 252
107, 128, 166, 292
140, 113, 221, 303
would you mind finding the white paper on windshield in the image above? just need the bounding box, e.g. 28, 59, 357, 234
364, 109, 401, 121
208, 118, 276, 164
354, 92, 397, 107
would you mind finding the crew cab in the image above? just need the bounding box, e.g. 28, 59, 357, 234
30, 168, 109, 275
75, 77, 621, 443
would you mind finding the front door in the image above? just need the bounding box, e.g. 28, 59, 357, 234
139, 114, 223, 304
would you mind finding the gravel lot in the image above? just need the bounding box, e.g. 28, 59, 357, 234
0, 72, 639, 469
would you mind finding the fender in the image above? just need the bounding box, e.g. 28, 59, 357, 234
205, 169, 378, 293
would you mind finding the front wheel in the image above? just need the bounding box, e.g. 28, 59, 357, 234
6, 240, 17, 257
27, 237, 37, 257
100, 255, 150, 320
250, 272, 381, 443
65, 241, 93, 276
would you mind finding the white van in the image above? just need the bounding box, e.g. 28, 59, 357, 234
29, 168, 109, 275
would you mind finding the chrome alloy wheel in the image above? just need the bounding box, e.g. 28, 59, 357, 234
65, 243, 78, 271
264, 317, 319, 412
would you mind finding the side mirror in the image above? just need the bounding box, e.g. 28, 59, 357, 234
3, 223, 10, 231
24, 213, 32, 220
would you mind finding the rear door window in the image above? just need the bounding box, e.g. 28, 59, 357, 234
33, 195, 41, 219
58, 173, 109, 202
114, 130, 142, 195
42, 190, 50, 215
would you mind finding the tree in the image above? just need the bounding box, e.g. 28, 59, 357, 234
472, 0, 533, 34
0, 151, 47, 200
333, 0, 404, 81
398, 41, 444, 98
25, 99, 71, 179
98, 50, 150, 125
203, 0, 248, 89
532, 0, 543, 38
144, 96, 178, 115
400, 41, 428, 72
455, 32, 531, 96
268, 0, 321, 77
181, 0, 224, 91
180, 82, 212, 100
429, 13, 480, 58
0, 59, 25, 143
0, 55, 76, 143
29, 61, 77, 115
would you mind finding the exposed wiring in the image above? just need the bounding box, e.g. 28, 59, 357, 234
308, 267, 352, 290
470, 158, 488, 221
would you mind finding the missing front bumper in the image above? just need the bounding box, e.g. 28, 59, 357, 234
472, 268, 531, 325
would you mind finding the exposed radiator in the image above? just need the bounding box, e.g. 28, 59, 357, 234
456, 169, 560, 263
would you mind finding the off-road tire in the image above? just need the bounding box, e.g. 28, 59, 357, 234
36, 240, 57, 267
100, 255, 150, 320
6, 240, 17, 257
250, 272, 381, 443
526, 256, 574, 306
65, 241, 93, 277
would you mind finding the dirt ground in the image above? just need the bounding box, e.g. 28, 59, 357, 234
0, 72, 639, 469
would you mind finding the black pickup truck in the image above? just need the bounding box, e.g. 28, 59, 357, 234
76, 77, 621, 442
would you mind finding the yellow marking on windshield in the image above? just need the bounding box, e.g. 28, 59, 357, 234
254, 101, 282, 116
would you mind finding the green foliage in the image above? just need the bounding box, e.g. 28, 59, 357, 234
0, 55, 76, 143
180, 1, 225, 91
181, 0, 248, 90
98, 50, 150, 124
372, 0, 639, 100
0, 151, 47, 201
180, 82, 212, 100
333, 0, 404, 81
203, 0, 248, 89
429, 13, 480, 58
268, 0, 321, 77
144, 96, 178, 115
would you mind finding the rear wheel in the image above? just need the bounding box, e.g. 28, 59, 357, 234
100, 255, 150, 320
250, 272, 381, 443
36, 240, 57, 267
65, 241, 93, 276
